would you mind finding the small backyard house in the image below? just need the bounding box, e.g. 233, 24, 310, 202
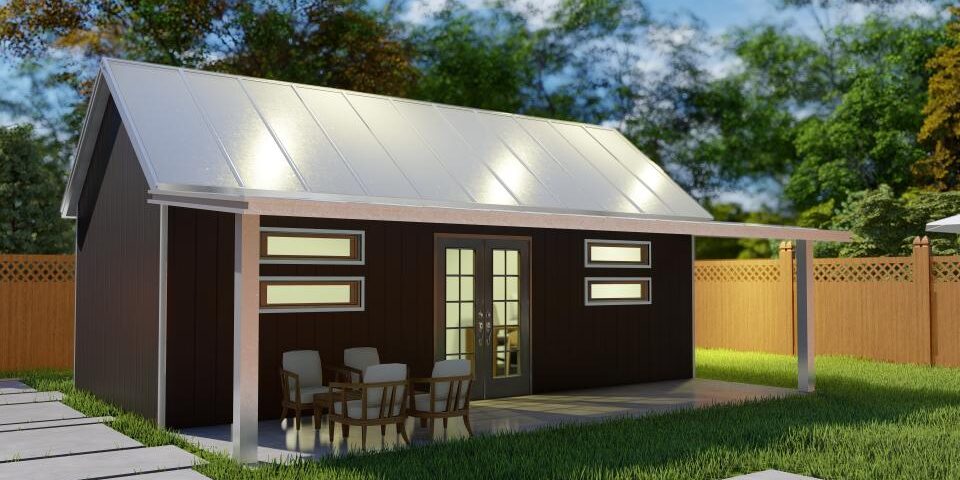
62, 58, 849, 462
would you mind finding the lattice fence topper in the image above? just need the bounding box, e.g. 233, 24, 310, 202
695, 262, 780, 282
933, 258, 960, 282
813, 261, 913, 282
0, 256, 75, 283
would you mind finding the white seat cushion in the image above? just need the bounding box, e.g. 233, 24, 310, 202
288, 385, 330, 403
430, 359, 471, 400
283, 350, 323, 388
413, 393, 467, 412
344, 347, 380, 382
333, 399, 403, 419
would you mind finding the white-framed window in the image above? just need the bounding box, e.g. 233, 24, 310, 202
584, 239, 651, 268
584, 277, 651, 306
260, 227, 364, 265
259, 276, 365, 313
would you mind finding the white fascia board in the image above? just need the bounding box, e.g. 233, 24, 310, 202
147, 188, 852, 242
61, 72, 110, 218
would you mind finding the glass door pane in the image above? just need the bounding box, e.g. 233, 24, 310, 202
443, 248, 476, 374
491, 249, 521, 378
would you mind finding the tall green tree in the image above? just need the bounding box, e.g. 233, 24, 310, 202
818, 185, 960, 257
915, 6, 960, 191
627, 9, 946, 208
410, 0, 651, 123
0, 125, 73, 254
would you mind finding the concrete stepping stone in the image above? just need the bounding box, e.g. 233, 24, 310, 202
725, 470, 821, 480
0, 402, 84, 425
0, 380, 34, 395
114, 469, 210, 479
0, 423, 141, 462
0, 391, 62, 405
0, 445, 202, 480
0, 416, 114, 433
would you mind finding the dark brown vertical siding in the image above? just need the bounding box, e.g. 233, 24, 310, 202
164, 208, 235, 428
74, 101, 160, 420
165, 215, 692, 428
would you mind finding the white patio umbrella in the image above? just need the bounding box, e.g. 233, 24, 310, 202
927, 213, 960, 234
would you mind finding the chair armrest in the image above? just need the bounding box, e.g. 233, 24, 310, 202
280, 369, 301, 403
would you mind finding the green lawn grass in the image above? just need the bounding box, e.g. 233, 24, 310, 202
6, 350, 960, 479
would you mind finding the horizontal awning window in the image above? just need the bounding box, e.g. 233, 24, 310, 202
260, 228, 364, 264
585, 239, 650, 268
584, 277, 651, 306
259, 277, 365, 313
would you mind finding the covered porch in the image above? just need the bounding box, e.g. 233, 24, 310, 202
149, 196, 840, 464
178, 377, 796, 461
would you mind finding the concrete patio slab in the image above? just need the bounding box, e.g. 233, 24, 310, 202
0, 416, 114, 432
0, 380, 34, 395
0, 423, 141, 461
0, 391, 62, 405
0, 446, 200, 480
0, 401, 84, 425
180, 378, 796, 461
726, 470, 821, 480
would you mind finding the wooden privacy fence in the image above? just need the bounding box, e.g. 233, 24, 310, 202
2, 246, 958, 370
0, 255, 75, 371
696, 238, 960, 367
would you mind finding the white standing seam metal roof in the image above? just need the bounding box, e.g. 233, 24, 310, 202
63, 58, 852, 242
62, 58, 711, 221
927, 214, 960, 234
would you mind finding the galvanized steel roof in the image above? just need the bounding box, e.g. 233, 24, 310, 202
62, 58, 711, 221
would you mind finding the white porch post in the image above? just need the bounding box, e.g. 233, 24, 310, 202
795, 239, 815, 393
232, 213, 260, 463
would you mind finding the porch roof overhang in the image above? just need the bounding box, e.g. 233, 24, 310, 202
927, 214, 960, 234
147, 186, 852, 242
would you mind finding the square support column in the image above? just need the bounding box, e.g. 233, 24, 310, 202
795, 239, 815, 393
232, 213, 260, 463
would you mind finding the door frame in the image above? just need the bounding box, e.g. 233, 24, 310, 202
433, 233, 533, 398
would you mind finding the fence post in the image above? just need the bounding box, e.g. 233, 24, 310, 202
913, 236, 933, 365
779, 241, 796, 355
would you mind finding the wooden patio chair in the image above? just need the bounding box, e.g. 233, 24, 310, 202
408, 359, 473, 436
279, 350, 350, 430
342, 346, 380, 382
327, 363, 410, 449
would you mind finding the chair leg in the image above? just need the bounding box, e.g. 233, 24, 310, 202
361, 426, 367, 448
342, 423, 349, 437
398, 421, 410, 444
328, 417, 335, 442
295, 408, 301, 430
428, 418, 435, 437
281, 406, 288, 419
463, 413, 473, 436
380, 424, 387, 436
442, 418, 448, 429
419, 417, 427, 428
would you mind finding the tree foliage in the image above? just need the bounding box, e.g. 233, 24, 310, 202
817, 184, 960, 257
410, 0, 651, 122
0, 125, 73, 254
915, 6, 960, 191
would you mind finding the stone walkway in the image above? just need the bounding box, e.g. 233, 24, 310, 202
0, 379, 208, 480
